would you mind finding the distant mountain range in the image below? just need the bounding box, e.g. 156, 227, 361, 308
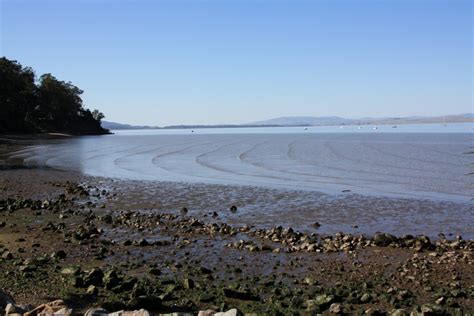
102, 113, 474, 130
249, 113, 474, 126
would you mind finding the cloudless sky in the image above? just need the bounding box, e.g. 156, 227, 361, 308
1, 0, 472, 126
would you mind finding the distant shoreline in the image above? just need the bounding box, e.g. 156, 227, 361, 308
105, 119, 474, 131
103, 115, 474, 130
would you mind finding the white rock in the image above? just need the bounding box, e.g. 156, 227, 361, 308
85, 307, 109, 316
198, 311, 216, 316
214, 309, 239, 316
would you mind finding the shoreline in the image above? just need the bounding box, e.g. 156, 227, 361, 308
0, 168, 473, 314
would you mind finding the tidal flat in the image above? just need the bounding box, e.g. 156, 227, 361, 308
0, 167, 473, 315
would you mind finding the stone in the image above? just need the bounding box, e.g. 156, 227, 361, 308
329, 303, 343, 314
51, 250, 67, 259
0, 290, 15, 309
420, 304, 444, 315
373, 233, 397, 247
87, 285, 98, 296
360, 293, 372, 303
198, 311, 216, 316
2, 251, 13, 260
214, 309, 240, 316
85, 307, 108, 316
183, 278, 194, 289
53, 307, 73, 315
5, 303, 25, 315
389, 309, 408, 316
61, 266, 80, 275
84, 268, 104, 286
24, 299, 67, 316
222, 288, 259, 301
109, 309, 151, 316
103, 269, 120, 290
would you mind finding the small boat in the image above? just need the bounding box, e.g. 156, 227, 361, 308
358, 126, 362, 129
373, 126, 378, 130
392, 125, 397, 128
304, 127, 308, 130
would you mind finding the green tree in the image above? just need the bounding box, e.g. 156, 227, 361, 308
0, 57, 37, 133
92, 109, 105, 122
0, 57, 108, 135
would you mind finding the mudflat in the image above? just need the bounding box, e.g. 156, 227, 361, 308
0, 166, 473, 315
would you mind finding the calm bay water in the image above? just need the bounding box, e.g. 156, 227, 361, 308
8, 123, 474, 202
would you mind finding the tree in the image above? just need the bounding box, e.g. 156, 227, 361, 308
0, 57, 108, 135
0, 57, 37, 133
92, 109, 105, 122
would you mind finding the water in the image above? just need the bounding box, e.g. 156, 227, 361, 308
8, 123, 474, 202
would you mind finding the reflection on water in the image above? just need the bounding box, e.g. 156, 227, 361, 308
4, 123, 473, 202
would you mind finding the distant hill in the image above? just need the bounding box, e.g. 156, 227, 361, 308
101, 121, 158, 130
250, 116, 354, 126
249, 114, 474, 127
103, 114, 473, 130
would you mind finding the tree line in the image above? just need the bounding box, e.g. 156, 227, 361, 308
0, 57, 108, 135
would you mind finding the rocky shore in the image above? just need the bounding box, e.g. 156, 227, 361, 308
0, 169, 473, 315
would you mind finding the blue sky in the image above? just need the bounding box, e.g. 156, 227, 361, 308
1, 0, 472, 126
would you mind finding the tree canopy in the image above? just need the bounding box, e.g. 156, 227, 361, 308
0, 57, 108, 135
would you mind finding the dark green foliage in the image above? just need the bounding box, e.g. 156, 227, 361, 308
0, 57, 108, 135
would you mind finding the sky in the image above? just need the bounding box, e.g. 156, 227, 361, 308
1, 0, 472, 126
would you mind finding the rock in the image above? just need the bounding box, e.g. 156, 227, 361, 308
86, 285, 98, 296
360, 293, 372, 303
420, 304, 444, 315
230, 205, 237, 213
183, 278, 194, 289
329, 303, 342, 314
214, 309, 240, 316
51, 250, 67, 259
2, 251, 13, 260
149, 268, 161, 276
389, 309, 408, 316
109, 310, 151, 316
84, 268, 104, 286
158, 313, 193, 316
198, 311, 216, 316
53, 307, 73, 315
103, 269, 120, 290
373, 233, 397, 247
365, 308, 386, 316
61, 266, 81, 275
24, 299, 68, 316
5, 303, 25, 315
136, 238, 149, 246
84, 307, 108, 316
0, 290, 14, 309
306, 294, 335, 311
329, 303, 343, 314
222, 288, 259, 301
